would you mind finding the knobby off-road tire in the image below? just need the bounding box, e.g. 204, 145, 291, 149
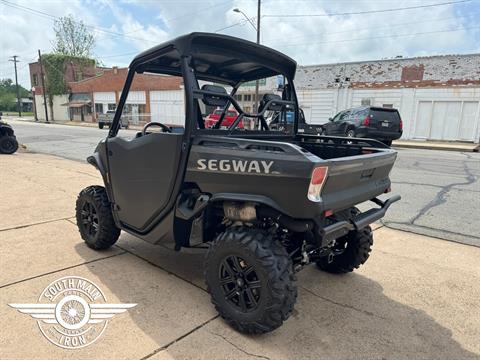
76, 185, 120, 250
317, 226, 373, 274
0, 135, 19, 154
205, 226, 297, 334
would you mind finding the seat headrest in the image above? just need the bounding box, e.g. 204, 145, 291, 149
259, 93, 282, 112
201, 84, 228, 107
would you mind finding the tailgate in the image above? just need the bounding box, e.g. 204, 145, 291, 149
369, 108, 401, 132
321, 150, 397, 211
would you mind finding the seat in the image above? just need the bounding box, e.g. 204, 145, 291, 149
258, 93, 282, 114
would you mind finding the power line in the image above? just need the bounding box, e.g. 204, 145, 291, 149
263, 0, 471, 18
265, 13, 478, 42
274, 25, 480, 47
98, 51, 139, 59
215, 16, 260, 33
0, 0, 158, 43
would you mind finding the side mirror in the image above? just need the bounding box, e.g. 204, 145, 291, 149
329, 117, 333, 122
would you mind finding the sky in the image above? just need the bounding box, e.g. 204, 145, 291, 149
0, 0, 479, 88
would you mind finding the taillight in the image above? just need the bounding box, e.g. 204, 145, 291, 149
363, 116, 370, 126
399, 119, 403, 130
307, 166, 328, 202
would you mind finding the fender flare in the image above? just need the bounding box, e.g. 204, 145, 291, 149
87, 153, 106, 177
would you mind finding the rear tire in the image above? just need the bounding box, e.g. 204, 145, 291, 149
76, 185, 120, 250
316, 226, 373, 274
205, 226, 297, 334
0, 135, 19, 154
98, 123, 104, 129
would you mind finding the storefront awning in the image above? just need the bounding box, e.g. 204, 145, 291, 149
61, 101, 91, 108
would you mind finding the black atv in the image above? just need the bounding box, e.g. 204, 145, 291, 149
0, 115, 19, 154
76, 33, 400, 334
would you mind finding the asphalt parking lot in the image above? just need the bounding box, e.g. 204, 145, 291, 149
1, 152, 479, 359
9, 119, 480, 246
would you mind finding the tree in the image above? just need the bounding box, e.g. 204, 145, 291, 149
52, 15, 95, 57
0, 78, 30, 111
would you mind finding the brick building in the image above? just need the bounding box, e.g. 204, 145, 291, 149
29, 59, 100, 121
234, 53, 480, 142
68, 67, 183, 124
294, 53, 480, 143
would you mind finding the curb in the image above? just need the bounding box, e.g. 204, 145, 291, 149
392, 142, 479, 152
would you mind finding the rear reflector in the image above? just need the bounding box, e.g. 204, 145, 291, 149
325, 209, 333, 217
308, 166, 328, 202
399, 120, 403, 130
363, 116, 370, 126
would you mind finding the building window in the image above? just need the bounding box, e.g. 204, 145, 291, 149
108, 103, 116, 111
361, 98, 371, 106
244, 94, 252, 102
383, 104, 393, 108
32, 74, 38, 86
95, 103, 103, 114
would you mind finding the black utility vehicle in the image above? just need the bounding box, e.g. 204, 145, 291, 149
76, 33, 400, 334
324, 106, 403, 146
0, 116, 19, 154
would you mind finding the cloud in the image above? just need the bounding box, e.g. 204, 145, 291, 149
1, 0, 478, 88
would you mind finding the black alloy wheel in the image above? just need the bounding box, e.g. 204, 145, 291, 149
80, 201, 99, 238
219, 255, 261, 312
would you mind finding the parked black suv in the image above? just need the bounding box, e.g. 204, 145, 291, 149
323, 106, 403, 146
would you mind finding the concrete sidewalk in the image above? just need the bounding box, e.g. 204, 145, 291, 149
0, 153, 479, 359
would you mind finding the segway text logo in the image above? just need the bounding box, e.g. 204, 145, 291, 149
197, 159, 274, 174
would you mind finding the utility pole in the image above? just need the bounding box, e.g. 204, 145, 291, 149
37, 50, 49, 123
9, 55, 21, 117
254, 0, 261, 116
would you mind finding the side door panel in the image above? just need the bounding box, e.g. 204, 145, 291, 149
106, 133, 183, 230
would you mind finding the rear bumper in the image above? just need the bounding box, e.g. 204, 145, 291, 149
356, 127, 402, 141
321, 195, 401, 242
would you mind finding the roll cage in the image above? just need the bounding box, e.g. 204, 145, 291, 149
108, 32, 300, 138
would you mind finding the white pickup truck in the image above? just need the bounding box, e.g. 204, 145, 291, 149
98, 110, 129, 129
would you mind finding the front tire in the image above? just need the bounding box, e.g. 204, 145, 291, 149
205, 226, 297, 334
76, 186, 120, 250
317, 226, 373, 274
0, 135, 19, 154
98, 122, 104, 129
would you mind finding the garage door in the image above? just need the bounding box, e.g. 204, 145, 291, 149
297, 90, 336, 124
414, 101, 479, 141
150, 90, 185, 126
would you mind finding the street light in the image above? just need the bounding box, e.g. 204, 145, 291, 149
233, 1, 261, 120
233, 8, 257, 31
